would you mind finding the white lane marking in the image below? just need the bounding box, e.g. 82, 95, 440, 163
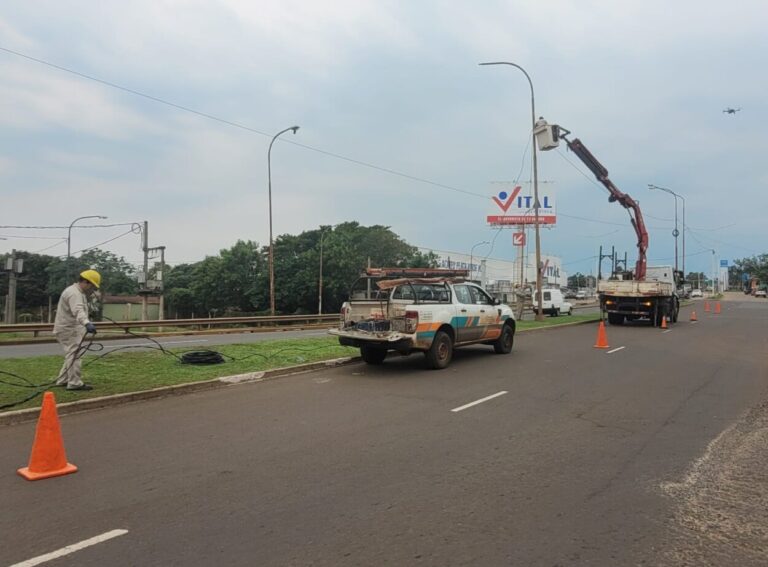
451, 391, 508, 413
662, 329, 672, 334
607, 346, 626, 354
10, 529, 128, 567
102, 339, 208, 349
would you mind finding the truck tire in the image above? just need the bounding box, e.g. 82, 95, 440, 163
607, 313, 624, 325
360, 345, 387, 365
425, 330, 453, 370
493, 323, 515, 354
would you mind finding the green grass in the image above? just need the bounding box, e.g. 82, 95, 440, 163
517, 314, 600, 330
1, 316, 599, 413
0, 337, 357, 412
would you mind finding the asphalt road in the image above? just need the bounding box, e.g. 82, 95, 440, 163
1, 296, 766, 566
0, 328, 333, 358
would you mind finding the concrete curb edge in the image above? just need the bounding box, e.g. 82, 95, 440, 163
0, 356, 359, 427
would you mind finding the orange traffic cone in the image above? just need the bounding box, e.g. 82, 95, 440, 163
594, 320, 610, 349
704, 301, 710, 313
17, 392, 77, 481
715, 302, 721, 314
661, 315, 668, 329
690, 311, 698, 322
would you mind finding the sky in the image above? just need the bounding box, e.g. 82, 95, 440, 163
2, 0, 766, 280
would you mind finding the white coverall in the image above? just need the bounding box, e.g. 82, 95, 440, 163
53, 283, 92, 388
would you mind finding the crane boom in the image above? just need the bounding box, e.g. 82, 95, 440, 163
560, 133, 648, 280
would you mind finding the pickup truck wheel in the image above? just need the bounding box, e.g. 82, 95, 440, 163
493, 324, 514, 354
360, 346, 387, 365
425, 330, 453, 370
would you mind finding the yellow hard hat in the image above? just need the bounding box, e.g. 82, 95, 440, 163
80, 269, 102, 288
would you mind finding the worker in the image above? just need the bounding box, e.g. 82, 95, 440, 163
53, 269, 101, 391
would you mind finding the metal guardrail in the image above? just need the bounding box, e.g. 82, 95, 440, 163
0, 314, 340, 337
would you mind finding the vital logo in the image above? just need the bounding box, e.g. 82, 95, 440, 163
492, 186, 553, 212
492, 186, 521, 212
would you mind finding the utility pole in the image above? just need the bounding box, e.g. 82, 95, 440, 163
157, 246, 166, 320
141, 221, 149, 321
3, 250, 22, 324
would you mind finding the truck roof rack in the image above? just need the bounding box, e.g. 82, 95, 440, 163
364, 267, 470, 278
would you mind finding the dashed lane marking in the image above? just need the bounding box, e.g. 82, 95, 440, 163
10, 529, 129, 567
451, 391, 508, 413
607, 346, 626, 354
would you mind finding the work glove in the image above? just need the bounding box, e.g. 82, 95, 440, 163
85, 322, 97, 335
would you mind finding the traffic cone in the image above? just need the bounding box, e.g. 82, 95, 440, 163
715, 302, 721, 314
594, 320, 610, 349
690, 311, 698, 322
17, 392, 78, 481
661, 315, 668, 329
704, 301, 710, 313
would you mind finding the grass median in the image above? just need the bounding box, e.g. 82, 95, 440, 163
0, 314, 600, 413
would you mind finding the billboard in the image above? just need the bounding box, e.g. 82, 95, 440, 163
486, 184, 556, 226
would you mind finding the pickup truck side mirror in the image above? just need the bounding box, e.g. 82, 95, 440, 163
493, 298, 501, 305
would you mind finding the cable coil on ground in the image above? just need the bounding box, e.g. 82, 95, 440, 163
180, 350, 226, 365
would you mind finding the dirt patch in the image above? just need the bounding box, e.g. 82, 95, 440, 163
658, 400, 768, 565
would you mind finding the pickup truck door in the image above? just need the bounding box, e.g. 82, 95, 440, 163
453, 284, 484, 342
469, 285, 500, 340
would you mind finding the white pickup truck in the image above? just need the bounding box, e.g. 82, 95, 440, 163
329, 268, 516, 369
598, 265, 681, 326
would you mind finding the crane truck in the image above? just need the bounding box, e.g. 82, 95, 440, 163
533, 119, 681, 326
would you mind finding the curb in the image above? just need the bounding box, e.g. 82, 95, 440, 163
517, 318, 601, 333
0, 356, 359, 427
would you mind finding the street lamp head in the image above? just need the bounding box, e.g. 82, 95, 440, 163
290, 126, 300, 134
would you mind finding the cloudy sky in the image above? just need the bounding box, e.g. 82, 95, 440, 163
2, 0, 766, 278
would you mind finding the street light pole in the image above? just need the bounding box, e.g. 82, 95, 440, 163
469, 240, 490, 281
648, 184, 685, 275
480, 61, 544, 321
318, 227, 331, 314
66, 215, 107, 282
267, 125, 300, 316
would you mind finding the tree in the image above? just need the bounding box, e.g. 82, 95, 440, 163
568, 272, 587, 289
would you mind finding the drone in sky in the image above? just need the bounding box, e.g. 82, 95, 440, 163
723, 107, 741, 115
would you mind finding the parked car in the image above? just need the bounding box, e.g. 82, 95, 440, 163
690, 289, 703, 298
533, 288, 573, 316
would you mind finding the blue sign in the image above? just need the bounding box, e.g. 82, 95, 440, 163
720, 260, 728, 267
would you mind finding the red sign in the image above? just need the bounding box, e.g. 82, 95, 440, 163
512, 232, 526, 247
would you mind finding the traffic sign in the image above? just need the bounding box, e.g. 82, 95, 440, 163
513, 232, 526, 246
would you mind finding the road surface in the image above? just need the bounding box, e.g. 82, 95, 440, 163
1, 296, 765, 566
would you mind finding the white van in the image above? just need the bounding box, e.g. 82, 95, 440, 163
533, 288, 573, 317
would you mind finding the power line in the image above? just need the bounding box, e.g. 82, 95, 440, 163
0, 45, 485, 201
0, 45, 740, 239
0, 222, 140, 230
